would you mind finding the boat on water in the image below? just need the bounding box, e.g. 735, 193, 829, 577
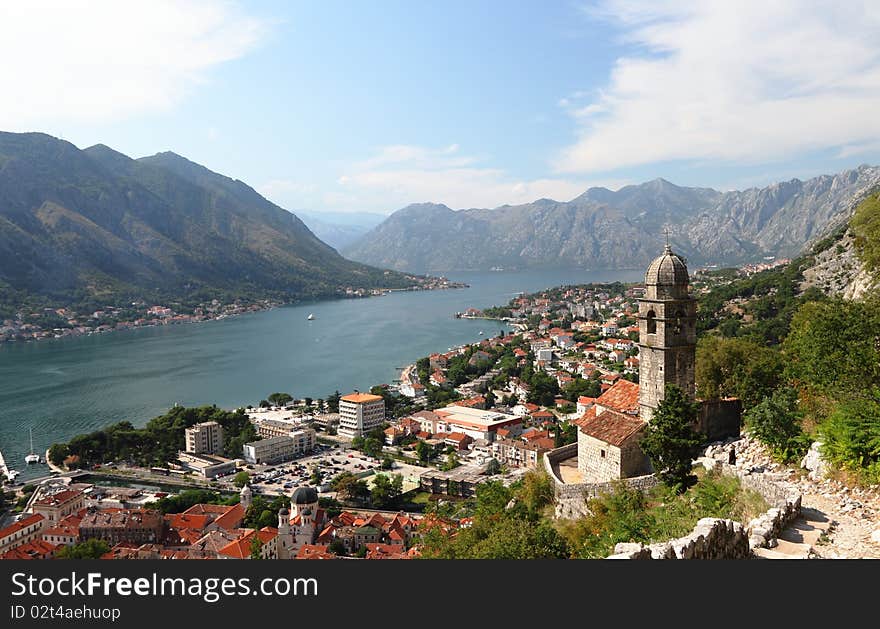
479, 330, 484, 335
7, 469, 20, 481
307, 313, 315, 320
25, 427, 41, 464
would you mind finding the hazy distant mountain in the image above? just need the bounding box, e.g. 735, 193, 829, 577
343, 167, 880, 273
296, 210, 386, 250
0, 131, 417, 308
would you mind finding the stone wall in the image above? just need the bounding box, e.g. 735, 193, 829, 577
696, 398, 742, 442
608, 518, 751, 559
577, 433, 623, 483
545, 445, 659, 518
608, 439, 803, 559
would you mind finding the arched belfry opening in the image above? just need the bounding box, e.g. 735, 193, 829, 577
646, 309, 657, 334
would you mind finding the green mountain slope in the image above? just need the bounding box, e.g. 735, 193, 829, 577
0, 132, 416, 310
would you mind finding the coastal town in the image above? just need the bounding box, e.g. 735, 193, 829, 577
0, 270, 656, 560
0, 275, 465, 344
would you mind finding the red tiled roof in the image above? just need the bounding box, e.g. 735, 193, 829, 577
0, 514, 44, 540
296, 544, 335, 559
1, 539, 56, 560
33, 489, 82, 507
595, 379, 639, 414
165, 513, 211, 531
578, 410, 645, 446
365, 543, 411, 559
213, 504, 245, 531
218, 527, 277, 559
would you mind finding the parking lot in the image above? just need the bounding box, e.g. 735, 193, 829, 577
225, 441, 433, 498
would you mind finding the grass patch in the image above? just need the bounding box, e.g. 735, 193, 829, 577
558, 472, 769, 558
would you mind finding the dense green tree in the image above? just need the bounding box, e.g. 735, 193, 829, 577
48, 443, 69, 466
149, 489, 236, 514
820, 394, 880, 483
744, 388, 808, 462
784, 298, 880, 397
249, 535, 264, 559
331, 472, 370, 503
371, 474, 403, 508
696, 336, 784, 410
563, 377, 601, 401
233, 471, 250, 488
326, 391, 341, 413
640, 385, 703, 492
267, 392, 293, 407
56, 539, 110, 559
416, 441, 433, 465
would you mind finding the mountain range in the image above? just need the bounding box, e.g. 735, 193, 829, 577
342, 166, 880, 273
296, 210, 386, 250
0, 132, 417, 309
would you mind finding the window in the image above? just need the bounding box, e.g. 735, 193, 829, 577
673, 310, 684, 335
646, 310, 656, 334
600, 449, 606, 458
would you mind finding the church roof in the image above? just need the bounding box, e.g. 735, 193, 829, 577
578, 410, 646, 446
595, 379, 640, 415
645, 244, 689, 294
291, 486, 318, 505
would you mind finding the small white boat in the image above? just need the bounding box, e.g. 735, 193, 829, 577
25, 428, 40, 464
479, 330, 484, 335
307, 313, 315, 320
7, 469, 20, 481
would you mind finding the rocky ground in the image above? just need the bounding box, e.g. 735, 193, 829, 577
706, 434, 880, 559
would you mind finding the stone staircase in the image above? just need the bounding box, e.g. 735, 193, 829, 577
752, 507, 832, 559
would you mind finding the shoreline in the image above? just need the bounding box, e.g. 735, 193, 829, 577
0, 281, 469, 348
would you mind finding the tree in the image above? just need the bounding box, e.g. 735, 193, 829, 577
327, 391, 341, 413
744, 388, 808, 462
784, 299, 880, 397
233, 471, 250, 488
56, 539, 110, 559
331, 472, 369, 502
328, 540, 347, 556
696, 336, 784, 410
820, 393, 880, 483
416, 441, 433, 465
310, 466, 324, 486
259, 399, 270, 408
563, 377, 601, 401
484, 390, 496, 408
441, 451, 460, 471
484, 458, 501, 475
363, 437, 383, 459
267, 392, 293, 407
640, 384, 703, 492
371, 473, 403, 508
48, 443, 69, 467
249, 535, 264, 559
381, 456, 394, 470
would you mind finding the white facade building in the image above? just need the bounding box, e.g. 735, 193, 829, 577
185, 421, 224, 455
338, 393, 386, 439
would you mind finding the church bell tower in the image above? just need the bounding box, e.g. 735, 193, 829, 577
638, 243, 696, 421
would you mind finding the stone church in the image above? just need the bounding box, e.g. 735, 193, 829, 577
572, 244, 741, 484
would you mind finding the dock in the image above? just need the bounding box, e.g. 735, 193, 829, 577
0, 448, 11, 481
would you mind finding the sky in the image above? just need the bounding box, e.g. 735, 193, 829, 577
2, 0, 880, 215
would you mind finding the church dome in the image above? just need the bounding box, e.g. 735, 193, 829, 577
278, 507, 289, 516
645, 244, 689, 299
240, 484, 252, 496
291, 486, 318, 505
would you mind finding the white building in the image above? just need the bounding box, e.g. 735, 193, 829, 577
242, 429, 316, 465
338, 393, 386, 439
185, 421, 224, 455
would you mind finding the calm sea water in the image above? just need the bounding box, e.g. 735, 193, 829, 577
0, 268, 640, 479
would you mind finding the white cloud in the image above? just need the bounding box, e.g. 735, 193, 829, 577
0, 0, 267, 129
334, 144, 627, 211
558, 0, 880, 172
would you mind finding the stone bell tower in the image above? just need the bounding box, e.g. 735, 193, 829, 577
638, 242, 697, 422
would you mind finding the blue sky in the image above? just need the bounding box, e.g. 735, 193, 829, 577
3, 1, 880, 213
